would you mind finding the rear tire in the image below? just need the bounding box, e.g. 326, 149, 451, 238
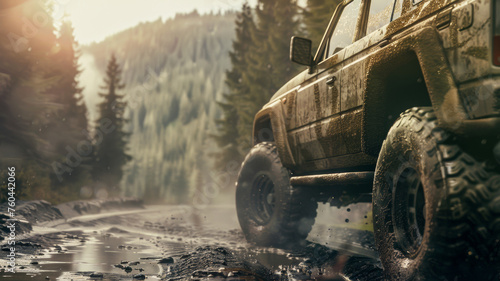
236, 142, 317, 248
373, 107, 500, 280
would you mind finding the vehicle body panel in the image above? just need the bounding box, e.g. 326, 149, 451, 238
254, 0, 500, 175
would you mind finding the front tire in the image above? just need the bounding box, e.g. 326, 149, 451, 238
373, 107, 500, 280
236, 142, 317, 248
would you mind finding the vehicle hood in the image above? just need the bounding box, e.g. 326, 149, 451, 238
267, 69, 309, 105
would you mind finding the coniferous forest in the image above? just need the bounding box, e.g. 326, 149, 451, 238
0, 0, 339, 204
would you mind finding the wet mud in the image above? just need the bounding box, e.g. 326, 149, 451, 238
0, 202, 383, 281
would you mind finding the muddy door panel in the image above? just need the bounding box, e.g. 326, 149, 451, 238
289, 54, 343, 165
337, 61, 365, 155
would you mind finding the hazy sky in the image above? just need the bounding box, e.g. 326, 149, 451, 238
54, 0, 257, 45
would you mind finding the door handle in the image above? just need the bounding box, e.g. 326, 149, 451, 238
436, 8, 452, 30
379, 39, 390, 47
326, 76, 336, 86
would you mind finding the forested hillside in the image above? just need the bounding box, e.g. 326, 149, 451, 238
82, 0, 340, 204
83, 11, 236, 203
0, 0, 342, 204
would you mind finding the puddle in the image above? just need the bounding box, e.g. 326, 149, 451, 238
0, 232, 173, 280
252, 252, 300, 270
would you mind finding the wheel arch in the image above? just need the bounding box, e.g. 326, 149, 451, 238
363, 27, 466, 156
253, 104, 296, 167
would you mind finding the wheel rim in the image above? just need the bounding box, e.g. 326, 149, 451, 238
393, 167, 426, 256
250, 173, 275, 225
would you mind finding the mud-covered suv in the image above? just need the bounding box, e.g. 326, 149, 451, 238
235, 0, 500, 279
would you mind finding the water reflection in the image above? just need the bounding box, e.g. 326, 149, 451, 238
0, 233, 164, 280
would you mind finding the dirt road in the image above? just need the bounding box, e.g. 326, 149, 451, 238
0, 203, 383, 281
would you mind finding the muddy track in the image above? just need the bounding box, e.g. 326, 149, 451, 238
0, 202, 383, 281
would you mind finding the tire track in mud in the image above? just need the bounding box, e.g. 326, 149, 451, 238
0, 204, 383, 281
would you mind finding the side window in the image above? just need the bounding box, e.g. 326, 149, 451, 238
391, 0, 403, 21
327, 0, 362, 58
366, 0, 396, 35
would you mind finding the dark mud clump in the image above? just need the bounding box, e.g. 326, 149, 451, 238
164, 246, 274, 281
0, 200, 63, 241
277, 242, 384, 281
0, 213, 32, 240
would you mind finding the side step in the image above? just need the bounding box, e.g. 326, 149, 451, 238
290, 172, 375, 205
290, 171, 374, 186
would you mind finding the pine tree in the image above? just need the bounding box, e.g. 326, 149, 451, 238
49, 20, 88, 146
0, 0, 58, 158
143, 167, 161, 203
304, 0, 342, 53
212, 3, 254, 167
238, 0, 301, 151
213, 95, 241, 166
0, 0, 72, 203
56, 21, 88, 131
267, 0, 302, 91
92, 54, 131, 195
238, 1, 273, 149
170, 167, 188, 204
46, 21, 92, 190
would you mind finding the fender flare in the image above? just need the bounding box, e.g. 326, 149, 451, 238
253, 102, 296, 167
363, 27, 466, 155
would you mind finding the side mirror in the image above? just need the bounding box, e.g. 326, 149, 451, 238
290, 36, 312, 67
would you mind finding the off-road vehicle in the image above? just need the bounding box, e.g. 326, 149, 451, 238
235, 0, 500, 279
